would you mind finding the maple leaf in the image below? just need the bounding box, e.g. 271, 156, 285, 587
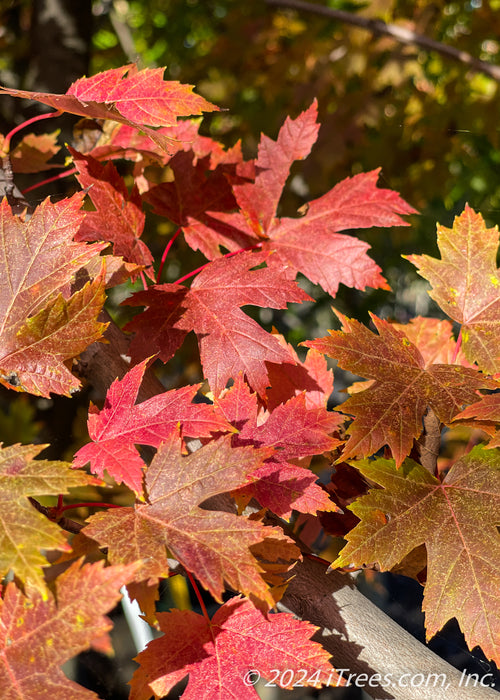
231, 100, 320, 236
73, 359, 232, 495
265, 333, 334, 410
260, 168, 415, 297
220, 374, 341, 461
144, 105, 414, 276
124, 251, 311, 397
214, 374, 341, 517
235, 455, 337, 522
0, 559, 138, 700
305, 310, 495, 465
0, 64, 219, 152
181, 103, 414, 295
144, 149, 259, 259
69, 148, 154, 277
129, 596, 341, 700
392, 316, 473, 367
83, 431, 299, 607
68, 64, 217, 127
4, 131, 62, 173
333, 447, 500, 664
453, 392, 500, 446
0, 193, 107, 396
406, 205, 500, 373
0, 443, 101, 595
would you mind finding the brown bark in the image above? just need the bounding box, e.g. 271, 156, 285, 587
280, 556, 498, 700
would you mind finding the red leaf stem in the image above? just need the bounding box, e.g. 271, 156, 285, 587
186, 569, 210, 622
139, 270, 148, 290
4, 110, 62, 151
157, 227, 182, 283
21, 167, 77, 194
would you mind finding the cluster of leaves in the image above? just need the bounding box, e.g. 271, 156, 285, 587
0, 63, 499, 698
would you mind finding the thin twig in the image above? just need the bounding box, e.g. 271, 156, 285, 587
417, 407, 441, 476
1, 156, 15, 201
28, 497, 84, 535
1, 156, 34, 215
266, 0, 500, 81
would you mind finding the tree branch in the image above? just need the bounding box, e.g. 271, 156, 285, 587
265, 0, 500, 82
280, 557, 499, 700
28, 497, 84, 535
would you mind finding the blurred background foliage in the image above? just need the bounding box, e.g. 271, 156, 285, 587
89, 0, 500, 230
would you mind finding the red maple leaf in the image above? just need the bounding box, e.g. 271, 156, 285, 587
83, 431, 298, 606
305, 310, 495, 465
333, 447, 500, 664
0, 559, 138, 700
0, 193, 107, 396
73, 359, 232, 495
68, 65, 216, 127
124, 251, 311, 397
144, 150, 259, 259
3, 131, 62, 173
141, 103, 414, 282
0, 64, 219, 152
129, 596, 342, 699
406, 206, 500, 373
193, 103, 415, 296
214, 374, 341, 517
69, 148, 154, 277
265, 333, 334, 410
